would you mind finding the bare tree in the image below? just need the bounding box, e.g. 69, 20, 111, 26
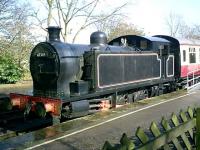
165, 12, 200, 40
10, 5, 34, 68
165, 12, 183, 37
0, 0, 16, 35
35, 0, 128, 43
47, 0, 54, 27
101, 21, 145, 41
0, 2, 34, 69
33, 0, 54, 32
94, 15, 122, 34
56, 0, 127, 42
193, 25, 200, 40
179, 24, 200, 40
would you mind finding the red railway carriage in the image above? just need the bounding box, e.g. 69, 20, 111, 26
179, 38, 200, 78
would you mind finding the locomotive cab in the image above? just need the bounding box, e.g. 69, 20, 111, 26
154, 35, 181, 79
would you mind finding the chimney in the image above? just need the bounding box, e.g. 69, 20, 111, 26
47, 26, 61, 42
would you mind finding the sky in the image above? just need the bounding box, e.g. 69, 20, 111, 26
127, 0, 200, 35
30, 0, 200, 44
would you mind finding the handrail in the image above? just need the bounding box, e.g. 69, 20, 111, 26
187, 68, 200, 90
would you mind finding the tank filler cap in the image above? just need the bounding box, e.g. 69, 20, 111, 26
90, 31, 107, 46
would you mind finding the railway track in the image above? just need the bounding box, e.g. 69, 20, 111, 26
0, 129, 16, 141
0, 110, 24, 123
0, 110, 23, 140
0, 110, 53, 141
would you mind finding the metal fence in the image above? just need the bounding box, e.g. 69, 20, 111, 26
102, 107, 199, 150
187, 69, 200, 91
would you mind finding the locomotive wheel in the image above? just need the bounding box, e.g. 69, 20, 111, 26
61, 105, 70, 119
126, 94, 134, 103
0, 94, 12, 111
35, 102, 46, 118
24, 100, 32, 118
170, 82, 177, 92
111, 93, 117, 108
132, 89, 149, 102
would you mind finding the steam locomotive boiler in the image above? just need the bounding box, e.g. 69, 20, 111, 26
5, 26, 180, 122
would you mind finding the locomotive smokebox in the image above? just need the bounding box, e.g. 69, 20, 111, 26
47, 26, 61, 42
90, 31, 107, 46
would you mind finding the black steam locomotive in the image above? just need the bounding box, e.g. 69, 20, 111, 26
6, 27, 181, 121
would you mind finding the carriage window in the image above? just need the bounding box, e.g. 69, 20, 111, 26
189, 48, 196, 63
199, 49, 200, 62
183, 50, 186, 62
